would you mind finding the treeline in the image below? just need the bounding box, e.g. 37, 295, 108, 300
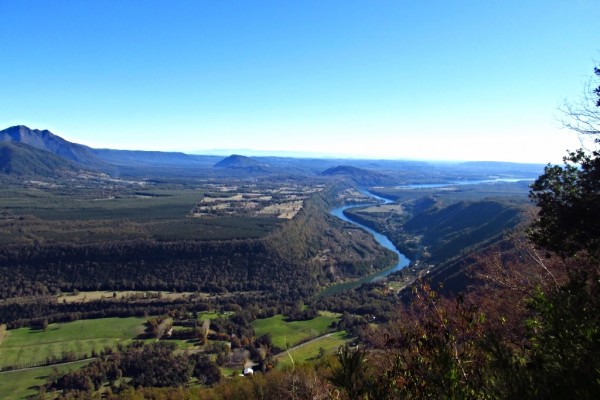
0, 297, 199, 329
0, 238, 310, 296
0, 288, 324, 329
1, 277, 369, 330
47, 342, 222, 396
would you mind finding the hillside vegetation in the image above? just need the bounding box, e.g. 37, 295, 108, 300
0, 143, 80, 177
403, 199, 523, 263
0, 182, 395, 328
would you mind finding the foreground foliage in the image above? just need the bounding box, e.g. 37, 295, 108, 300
529, 148, 600, 258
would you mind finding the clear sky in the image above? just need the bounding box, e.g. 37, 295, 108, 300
1, 1, 598, 163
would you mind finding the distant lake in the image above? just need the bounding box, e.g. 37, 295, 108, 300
396, 177, 535, 189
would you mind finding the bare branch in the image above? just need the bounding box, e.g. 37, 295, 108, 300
560, 70, 600, 149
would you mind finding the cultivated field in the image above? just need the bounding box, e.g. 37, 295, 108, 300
0, 317, 146, 369
58, 290, 202, 303
251, 313, 339, 349
359, 203, 403, 214
371, 180, 533, 205
275, 330, 351, 369
190, 183, 321, 219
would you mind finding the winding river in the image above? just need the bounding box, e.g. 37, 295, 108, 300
318, 192, 411, 297
319, 178, 537, 296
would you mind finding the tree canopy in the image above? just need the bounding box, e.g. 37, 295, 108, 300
529, 66, 600, 258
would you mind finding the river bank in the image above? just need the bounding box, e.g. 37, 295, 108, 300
318, 192, 411, 297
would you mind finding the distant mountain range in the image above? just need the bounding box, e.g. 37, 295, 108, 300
0, 125, 225, 178
0, 125, 547, 182
0, 125, 104, 169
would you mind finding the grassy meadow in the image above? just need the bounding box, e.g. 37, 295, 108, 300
0, 317, 146, 369
252, 313, 339, 349
0, 359, 93, 400
275, 330, 350, 369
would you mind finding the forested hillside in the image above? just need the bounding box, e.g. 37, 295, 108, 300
343, 191, 528, 293
0, 142, 80, 177
403, 200, 522, 259
0, 185, 395, 326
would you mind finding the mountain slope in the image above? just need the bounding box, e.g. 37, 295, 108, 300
404, 200, 523, 263
0, 125, 105, 168
0, 142, 80, 177
0, 125, 222, 177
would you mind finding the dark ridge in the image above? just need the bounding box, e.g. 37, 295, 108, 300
0, 142, 80, 177
214, 154, 270, 169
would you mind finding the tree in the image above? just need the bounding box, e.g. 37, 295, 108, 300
561, 67, 600, 137
190, 354, 221, 386
120, 341, 191, 388
328, 345, 369, 399
526, 65, 600, 398
529, 66, 600, 258
526, 268, 600, 399
528, 148, 600, 257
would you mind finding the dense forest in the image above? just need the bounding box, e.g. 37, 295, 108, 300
0, 184, 397, 328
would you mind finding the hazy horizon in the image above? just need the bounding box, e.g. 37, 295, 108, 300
3, 123, 549, 165
187, 147, 547, 165
2, 1, 598, 164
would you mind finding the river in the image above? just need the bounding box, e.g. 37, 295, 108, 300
318, 192, 411, 297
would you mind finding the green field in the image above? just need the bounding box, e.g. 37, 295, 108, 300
0, 186, 203, 222
0, 359, 93, 400
251, 313, 339, 349
0, 317, 146, 369
275, 330, 350, 369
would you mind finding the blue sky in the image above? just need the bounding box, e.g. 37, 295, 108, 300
1, 1, 598, 163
